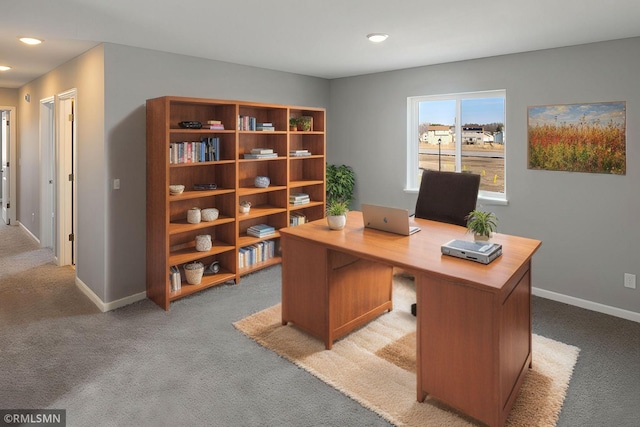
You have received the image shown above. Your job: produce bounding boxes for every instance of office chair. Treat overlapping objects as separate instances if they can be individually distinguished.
[411,169,481,316]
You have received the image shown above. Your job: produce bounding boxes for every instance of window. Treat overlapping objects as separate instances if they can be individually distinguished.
[407,90,506,202]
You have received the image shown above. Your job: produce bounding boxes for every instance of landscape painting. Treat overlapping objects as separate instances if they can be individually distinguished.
[527,101,626,174]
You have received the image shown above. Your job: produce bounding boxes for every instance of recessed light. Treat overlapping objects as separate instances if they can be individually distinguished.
[19,37,43,45]
[366,33,388,43]
[0,66,11,71]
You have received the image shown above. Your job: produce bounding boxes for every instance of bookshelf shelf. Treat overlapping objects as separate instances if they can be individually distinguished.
[146,96,325,309]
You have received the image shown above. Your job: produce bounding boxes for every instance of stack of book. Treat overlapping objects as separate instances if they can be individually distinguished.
[238,240,276,268]
[243,148,277,159]
[256,122,275,131]
[247,224,276,238]
[290,212,307,226]
[289,149,311,157]
[207,120,224,130]
[290,192,310,205]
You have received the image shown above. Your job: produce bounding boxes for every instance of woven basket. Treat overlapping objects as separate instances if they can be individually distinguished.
[183,262,204,285]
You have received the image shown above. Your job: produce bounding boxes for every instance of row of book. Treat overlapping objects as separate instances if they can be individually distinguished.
[238,116,276,131]
[243,147,278,159]
[247,224,276,238]
[170,137,220,164]
[290,212,307,226]
[239,240,276,268]
[290,192,310,205]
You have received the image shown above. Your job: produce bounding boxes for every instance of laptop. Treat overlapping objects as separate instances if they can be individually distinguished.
[441,239,502,264]
[361,204,421,236]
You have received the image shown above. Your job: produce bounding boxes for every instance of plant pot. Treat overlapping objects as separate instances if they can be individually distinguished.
[474,233,490,242]
[327,214,346,230]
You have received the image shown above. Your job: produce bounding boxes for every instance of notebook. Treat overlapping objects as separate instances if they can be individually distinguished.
[441,239,502,264]
[361,204,421,236]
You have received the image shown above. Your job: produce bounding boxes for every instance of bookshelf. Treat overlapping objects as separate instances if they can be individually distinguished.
[146,96,326,310]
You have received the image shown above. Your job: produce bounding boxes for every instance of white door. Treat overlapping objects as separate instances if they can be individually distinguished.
[1,108,16,225]
[57,93,76,266]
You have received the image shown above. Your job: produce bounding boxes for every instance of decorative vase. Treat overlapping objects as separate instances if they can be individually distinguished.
[183,262,204,285]
[201,208,219,222]
[187,207,201,224]
[195,234,212,252]
[327,214,346,230]
[254,176,270,188]
[239,203,251,213]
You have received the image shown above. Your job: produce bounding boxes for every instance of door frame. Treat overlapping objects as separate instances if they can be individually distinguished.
[1,106,17,225]
[40,97,55,249]
[56,90,77,266]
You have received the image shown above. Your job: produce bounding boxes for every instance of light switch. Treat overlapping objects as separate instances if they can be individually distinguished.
[113,179,120,190]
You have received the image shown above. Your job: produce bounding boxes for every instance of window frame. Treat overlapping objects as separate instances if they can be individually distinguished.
[406,90,508,205]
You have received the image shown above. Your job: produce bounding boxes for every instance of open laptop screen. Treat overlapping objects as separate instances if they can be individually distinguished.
[361,204,421,236]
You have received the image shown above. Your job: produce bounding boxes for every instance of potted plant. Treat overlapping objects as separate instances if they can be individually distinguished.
[326,163,355,209]
[289,117,298,131]
[296,116,312,132]
[326,200,349,230]
[466,210,498,241]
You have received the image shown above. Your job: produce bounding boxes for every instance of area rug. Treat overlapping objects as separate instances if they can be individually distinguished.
[234,276,580,426]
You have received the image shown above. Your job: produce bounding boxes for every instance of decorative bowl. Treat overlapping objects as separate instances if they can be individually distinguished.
[169,184,185,195]
[201,208,219,222]
[254,176,270,188]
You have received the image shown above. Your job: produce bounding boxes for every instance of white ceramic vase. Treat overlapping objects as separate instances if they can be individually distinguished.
[327,214,346,230]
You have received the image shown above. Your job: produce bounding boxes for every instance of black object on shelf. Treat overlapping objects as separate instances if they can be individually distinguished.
[178,121,202,129]
[193,183,217,190]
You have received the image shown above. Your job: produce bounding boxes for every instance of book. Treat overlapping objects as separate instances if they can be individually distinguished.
[251,148,274,154]
[247,224,276,238]
[243,153,278,159]
[207,120,222,124]
[290,192,309,200]
[289,151,311,157]
[290,212,307,226]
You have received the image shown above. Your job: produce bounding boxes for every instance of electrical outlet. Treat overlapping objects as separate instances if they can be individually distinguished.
[624,273,636,289]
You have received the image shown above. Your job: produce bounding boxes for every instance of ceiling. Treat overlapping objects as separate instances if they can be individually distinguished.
[2,0,640,89]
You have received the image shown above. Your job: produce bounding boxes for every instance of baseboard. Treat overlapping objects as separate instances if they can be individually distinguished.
[75,276,147,312]
[533,287,640,323]
[17,221,41,245]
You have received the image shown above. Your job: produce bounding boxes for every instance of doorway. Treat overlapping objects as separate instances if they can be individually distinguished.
[1,106,17,226]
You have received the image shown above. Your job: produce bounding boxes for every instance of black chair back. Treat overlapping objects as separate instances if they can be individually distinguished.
[414,170,481,226]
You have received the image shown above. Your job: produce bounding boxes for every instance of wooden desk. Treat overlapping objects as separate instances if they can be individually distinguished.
[279,211,541,427]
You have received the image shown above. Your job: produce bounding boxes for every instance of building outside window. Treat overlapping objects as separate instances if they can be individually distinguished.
[407,90,506,202]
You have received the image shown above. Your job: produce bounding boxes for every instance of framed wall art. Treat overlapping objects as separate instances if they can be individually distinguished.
[527,101,626,174]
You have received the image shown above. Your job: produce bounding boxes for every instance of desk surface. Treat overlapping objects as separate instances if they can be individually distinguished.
[279,211,541,293]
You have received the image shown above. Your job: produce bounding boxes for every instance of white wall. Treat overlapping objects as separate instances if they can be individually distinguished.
[328,37,640,316]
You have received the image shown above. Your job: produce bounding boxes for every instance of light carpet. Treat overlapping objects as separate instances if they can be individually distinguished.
[234,275,580,427]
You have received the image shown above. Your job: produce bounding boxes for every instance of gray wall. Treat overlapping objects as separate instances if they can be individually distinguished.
[0,88,18,105]
[17,45,106,300]
[102,44,329,302]
[328,37,640,314]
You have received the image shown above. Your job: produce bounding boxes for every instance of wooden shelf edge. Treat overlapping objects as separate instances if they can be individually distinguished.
[169,272,236,301]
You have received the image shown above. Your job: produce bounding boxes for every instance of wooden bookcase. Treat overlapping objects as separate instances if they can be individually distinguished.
[146,96,326,310]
